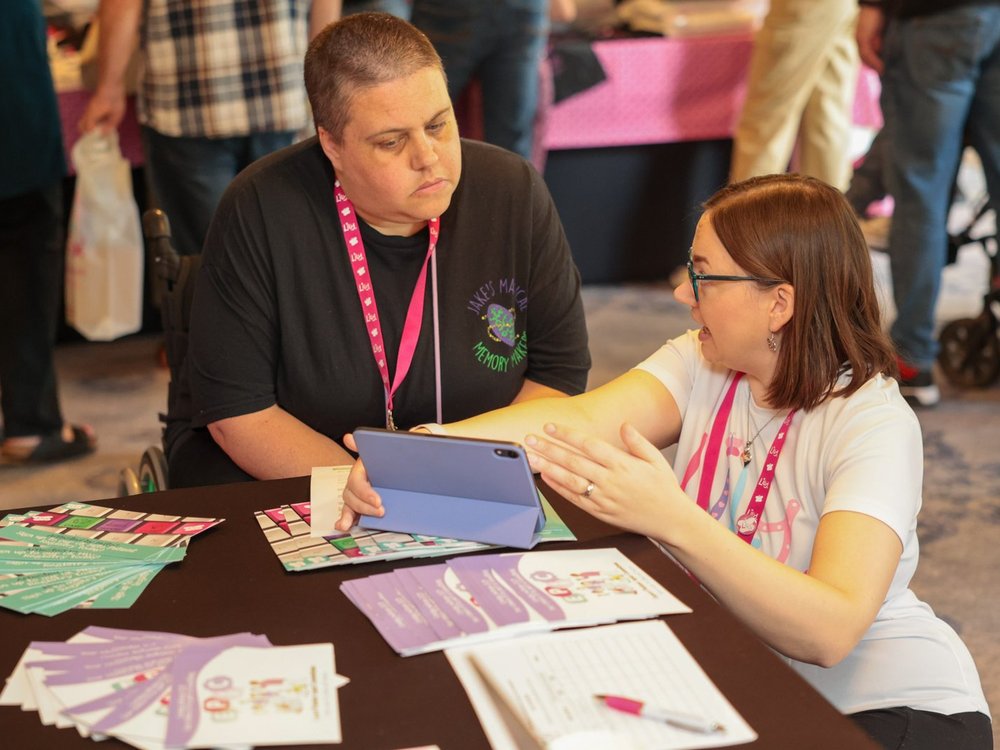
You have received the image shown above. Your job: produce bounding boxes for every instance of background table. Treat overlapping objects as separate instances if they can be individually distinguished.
[0,477,878,749]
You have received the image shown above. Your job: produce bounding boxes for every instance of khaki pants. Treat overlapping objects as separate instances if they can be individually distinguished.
[730,0,859,191]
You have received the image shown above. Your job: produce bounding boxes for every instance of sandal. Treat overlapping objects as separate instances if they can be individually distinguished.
[2,425,96,465]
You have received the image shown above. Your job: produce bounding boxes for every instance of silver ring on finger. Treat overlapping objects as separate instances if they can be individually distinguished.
[583,480,596,499]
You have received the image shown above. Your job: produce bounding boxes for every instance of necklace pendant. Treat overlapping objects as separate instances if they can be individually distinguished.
[386,409,397,431]
[740,446,752,467]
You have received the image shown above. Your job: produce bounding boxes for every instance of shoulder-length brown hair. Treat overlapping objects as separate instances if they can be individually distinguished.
[304,12,444,142]
[704,174,897,411]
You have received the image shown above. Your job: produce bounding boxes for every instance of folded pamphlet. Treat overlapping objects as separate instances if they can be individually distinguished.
[342,547,691,656]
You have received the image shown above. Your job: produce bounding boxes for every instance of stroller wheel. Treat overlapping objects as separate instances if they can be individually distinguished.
[937,316,1000,387]
[118,466,142,497]
[138,445,169,493]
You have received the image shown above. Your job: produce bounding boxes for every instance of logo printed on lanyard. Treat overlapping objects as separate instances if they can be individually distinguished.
[696,373,796,546]
[334,181,440,430]
[732,409,795,544]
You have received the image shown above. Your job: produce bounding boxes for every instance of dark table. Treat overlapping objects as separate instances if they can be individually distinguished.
[0,477,877,749]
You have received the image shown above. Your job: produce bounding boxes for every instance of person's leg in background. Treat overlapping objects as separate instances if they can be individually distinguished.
[730,0,857,184]
[141,128,234,257]
[0,185,63,442]
[342,0,412,19]
[0,183,95,462]
[412,0,548,161]
[241,131,298,170]
[410,0,484,116]
[796,8,858,191]
[532,49,555,173]
[141,128,295,257]
[881,6,997,405]
[476,0,547,161]
[963,6,1000,289]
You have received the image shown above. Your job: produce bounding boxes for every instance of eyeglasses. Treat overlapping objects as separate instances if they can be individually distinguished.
[686,259,783,302]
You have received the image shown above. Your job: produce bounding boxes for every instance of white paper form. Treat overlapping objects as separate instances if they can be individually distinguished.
[309,466,351,537]
[447,620,757,750]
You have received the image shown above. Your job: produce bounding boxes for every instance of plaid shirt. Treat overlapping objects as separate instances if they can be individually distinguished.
[140,0,311,138]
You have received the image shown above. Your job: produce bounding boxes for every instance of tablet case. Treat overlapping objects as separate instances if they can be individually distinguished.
[352,428,545,549]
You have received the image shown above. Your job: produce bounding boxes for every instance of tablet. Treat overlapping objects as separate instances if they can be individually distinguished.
[352,428,545,549]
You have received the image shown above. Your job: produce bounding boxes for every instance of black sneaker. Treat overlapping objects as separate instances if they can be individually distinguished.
[897,360,940,408]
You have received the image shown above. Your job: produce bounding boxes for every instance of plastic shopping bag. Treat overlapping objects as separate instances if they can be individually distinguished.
[65,130,144,341]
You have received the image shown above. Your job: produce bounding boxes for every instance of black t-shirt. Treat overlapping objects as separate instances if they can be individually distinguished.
[184,137,590,442]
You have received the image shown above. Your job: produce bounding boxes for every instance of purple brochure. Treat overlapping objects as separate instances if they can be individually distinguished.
[465,554,567,622]
[400,565,492,639]
[340,573,439,653]
[444,555,533,627]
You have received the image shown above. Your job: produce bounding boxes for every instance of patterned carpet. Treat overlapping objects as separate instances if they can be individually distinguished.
[1,264,998,740]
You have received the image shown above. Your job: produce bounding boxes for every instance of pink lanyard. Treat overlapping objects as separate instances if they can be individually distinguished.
[733,408,795,544]
[694,373,797,545]
[334,181,440,430]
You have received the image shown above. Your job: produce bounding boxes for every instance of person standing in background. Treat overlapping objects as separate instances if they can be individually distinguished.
[730,0,859,191]
[856,0,1000,407]
[79,0,342,256]
[0,0,97,464]
[410,0,550,161]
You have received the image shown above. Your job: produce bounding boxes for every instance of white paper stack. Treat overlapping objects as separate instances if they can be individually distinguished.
[447,620,758,750]
[0,502,223,616]
[1,627,349,748]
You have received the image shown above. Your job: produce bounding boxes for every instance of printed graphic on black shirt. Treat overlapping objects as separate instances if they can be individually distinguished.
[466,277,529,374]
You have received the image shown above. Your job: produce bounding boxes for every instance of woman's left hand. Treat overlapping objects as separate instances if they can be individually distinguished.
[525,422,690,541]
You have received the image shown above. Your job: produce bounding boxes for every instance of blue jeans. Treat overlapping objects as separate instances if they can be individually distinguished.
[141,127,297,256]
[882,4,1000,369]
[342,0,411,18]
[410,0,547,160]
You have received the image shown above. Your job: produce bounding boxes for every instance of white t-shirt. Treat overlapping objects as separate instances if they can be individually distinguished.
[636,330,989,717]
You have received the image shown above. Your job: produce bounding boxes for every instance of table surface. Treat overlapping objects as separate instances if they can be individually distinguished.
[0,477,878,749]
[543,33,882,151]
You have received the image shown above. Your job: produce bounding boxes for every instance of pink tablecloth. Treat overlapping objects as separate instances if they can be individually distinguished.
[56,89,144,173]
[542,34,882,151]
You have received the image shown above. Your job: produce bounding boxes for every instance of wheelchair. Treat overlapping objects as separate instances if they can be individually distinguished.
[118,208,201,495]
[936,192,1000,388]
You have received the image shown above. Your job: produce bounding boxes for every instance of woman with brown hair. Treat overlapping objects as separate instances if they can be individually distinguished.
[341,174,992,749]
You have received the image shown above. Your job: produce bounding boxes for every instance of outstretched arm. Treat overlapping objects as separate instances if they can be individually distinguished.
[525,422,904,667]
[336,369,681,528]
[78,0,142,134]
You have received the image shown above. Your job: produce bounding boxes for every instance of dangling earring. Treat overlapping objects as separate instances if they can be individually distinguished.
[767,332,778,352]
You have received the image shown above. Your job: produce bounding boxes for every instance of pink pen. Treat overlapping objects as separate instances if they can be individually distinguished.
[594,694,725,734]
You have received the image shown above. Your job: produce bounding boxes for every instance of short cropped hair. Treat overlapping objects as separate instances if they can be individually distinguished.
[304,12,444,142]
[704,174,898,412]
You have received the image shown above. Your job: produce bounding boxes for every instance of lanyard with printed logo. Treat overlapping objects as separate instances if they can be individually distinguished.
[694,372,796,546]
[334,180,442,430]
